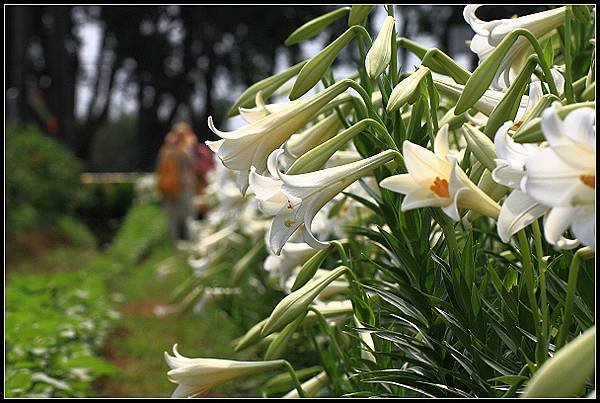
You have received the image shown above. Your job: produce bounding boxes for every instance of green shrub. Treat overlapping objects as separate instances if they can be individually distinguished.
[6,125,83,234]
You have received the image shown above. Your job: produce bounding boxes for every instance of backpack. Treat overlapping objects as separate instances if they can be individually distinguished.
[156,147,182,200]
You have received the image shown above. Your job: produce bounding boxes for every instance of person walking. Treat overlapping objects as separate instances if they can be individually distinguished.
[156,122,198,243]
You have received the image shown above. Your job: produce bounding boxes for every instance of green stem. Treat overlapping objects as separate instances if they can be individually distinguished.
[517,230,541,340]
[555,247,588,349]
[425,71,439,136]
[307,307,346,361]
[332,240,350,268]
[278,360,308,398]
[531,221,548,365]
[564,6,575,103]
[345,79,385,127]
[513,28,559,96]
[431,208,460,268]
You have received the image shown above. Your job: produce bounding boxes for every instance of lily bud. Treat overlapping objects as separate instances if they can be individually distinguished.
[285,7,350,46]
[439,106,468,131]
[522,326,595,397]
[484,55,538,137]
[462,124,497,172]
[228,60,307,116]
[261,266,348,336]
[233,319,267,352]
[465,170,510,222]
[263,366,322,395]
[387,66,430,112]
[285,110,344,159]
[455,31,521,115]
[290,28,357,100]
[513,102,595,143]
[348,5,373,26]
[287,119,372,175]
[264,312,307,360]
[283,371,329,398]
[291,246,332,291]
[365,16,395,80]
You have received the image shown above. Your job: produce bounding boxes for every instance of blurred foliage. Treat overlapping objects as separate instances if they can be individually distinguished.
[5,269,119,397]
[5,202,167,397]
[6,124,83,234]
[76,182,136,246]
[89,114,139,172]
[107,203,167,263]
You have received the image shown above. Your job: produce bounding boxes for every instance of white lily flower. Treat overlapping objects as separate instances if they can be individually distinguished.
[380,125,500,221]
[522,104,596,248]
[164,344,282,397]
[269,150,397,254]
[207,81,350,194]
[464,5,566,90]
[487,122,579,248]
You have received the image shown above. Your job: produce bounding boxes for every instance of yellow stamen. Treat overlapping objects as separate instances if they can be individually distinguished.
[510,120,523,131]
[580,175,595,189]
[430,177,450,198]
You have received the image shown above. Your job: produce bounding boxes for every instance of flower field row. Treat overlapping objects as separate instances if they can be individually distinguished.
[164,5,596,398]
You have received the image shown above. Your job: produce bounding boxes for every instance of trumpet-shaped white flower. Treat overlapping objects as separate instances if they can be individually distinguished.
[464,5,566,90]
[492,123,577,246]
[269,150,397,254]
[522,104,595,248]
[380,125,500,221]
[207,81,350,194]
[164,344,282,397]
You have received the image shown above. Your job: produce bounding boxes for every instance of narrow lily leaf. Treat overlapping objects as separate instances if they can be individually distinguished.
[285,7,351,46]
[513,101,595,142]
[290,28,356,100]
[348,5,373,26]
[228,60,307,116]
[484,55,538,138]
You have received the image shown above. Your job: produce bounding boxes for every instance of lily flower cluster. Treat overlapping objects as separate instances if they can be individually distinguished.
[163,4,595,398]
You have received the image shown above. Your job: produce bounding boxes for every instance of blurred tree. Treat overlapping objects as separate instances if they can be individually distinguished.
[6,5,329,170]
[6,5,551,171]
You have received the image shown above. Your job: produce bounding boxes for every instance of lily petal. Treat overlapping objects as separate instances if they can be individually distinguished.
[497,190,548,243]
